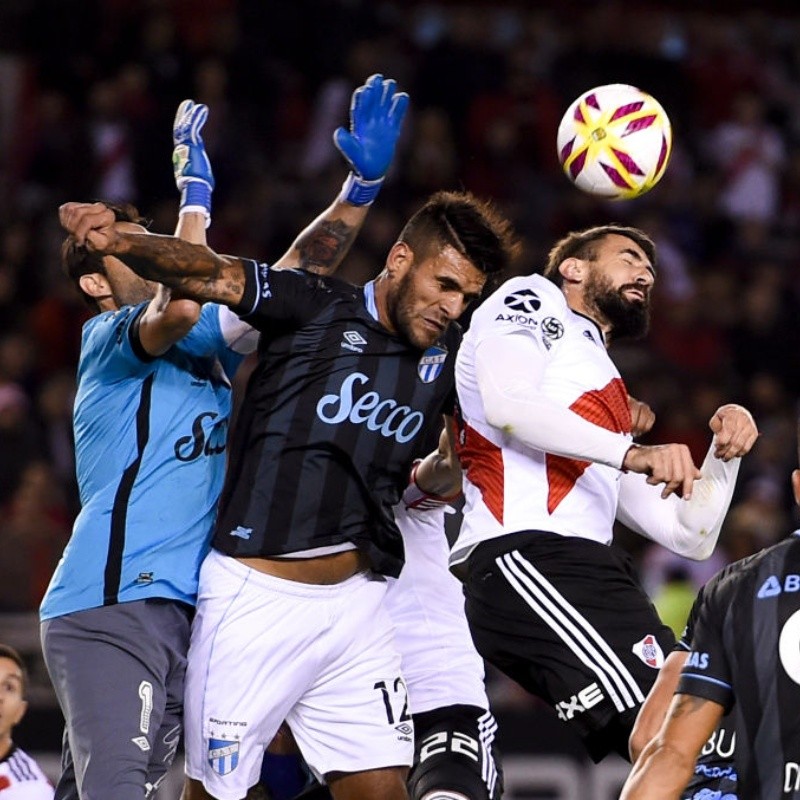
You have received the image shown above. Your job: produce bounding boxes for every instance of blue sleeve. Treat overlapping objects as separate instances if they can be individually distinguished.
[178,303,246,379]
[80,303,153,382]
[231,260,337,331]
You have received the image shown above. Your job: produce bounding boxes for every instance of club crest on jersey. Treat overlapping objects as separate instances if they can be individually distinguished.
[418,346,447,384]
[504,289,541,314]
[632,634,664,669]
[208,737,240,775]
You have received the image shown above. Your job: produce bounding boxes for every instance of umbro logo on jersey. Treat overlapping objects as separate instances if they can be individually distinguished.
[131,736,150,752]
[230,526,253,540]
[504,289,541,314]
[417,346,447,384]
[341,330,368,353]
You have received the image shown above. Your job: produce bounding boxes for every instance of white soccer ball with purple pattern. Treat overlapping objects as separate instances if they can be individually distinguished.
[557,83,672,200]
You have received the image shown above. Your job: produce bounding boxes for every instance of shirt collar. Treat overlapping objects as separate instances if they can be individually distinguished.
[363,280,379,321]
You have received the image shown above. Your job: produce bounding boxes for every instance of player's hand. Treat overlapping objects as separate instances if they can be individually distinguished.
[334,73,409,205]
[628,395,655,438]
[172,99,214,221]
[709,404,758,461]
[59,202,118,251]
[622,443,701,500]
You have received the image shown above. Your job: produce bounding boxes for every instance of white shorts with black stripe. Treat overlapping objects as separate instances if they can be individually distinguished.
[184,550,414,800]
[463,531,675,762]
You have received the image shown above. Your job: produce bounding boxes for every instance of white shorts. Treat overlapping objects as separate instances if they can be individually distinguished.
[184,550,414,800]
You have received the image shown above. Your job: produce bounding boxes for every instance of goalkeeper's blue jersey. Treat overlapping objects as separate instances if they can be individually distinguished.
[41,302,244,620]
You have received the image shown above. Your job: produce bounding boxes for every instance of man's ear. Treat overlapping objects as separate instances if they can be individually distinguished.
[385,241,414,279]
[78,272,112,300]
[559,257,585,285]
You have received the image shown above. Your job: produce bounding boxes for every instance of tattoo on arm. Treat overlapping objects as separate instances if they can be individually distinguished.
[295,220,355,275]
[116,232,245,304]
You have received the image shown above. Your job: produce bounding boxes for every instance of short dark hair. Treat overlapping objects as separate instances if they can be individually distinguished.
[0,644,28,697]
[61,202,149,311]
[397,190,520,276]
[542,224,657,286]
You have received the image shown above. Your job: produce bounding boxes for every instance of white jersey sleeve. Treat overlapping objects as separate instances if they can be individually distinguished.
[217,304,259,354]
[475,334,632,468]
[616,440,741,560]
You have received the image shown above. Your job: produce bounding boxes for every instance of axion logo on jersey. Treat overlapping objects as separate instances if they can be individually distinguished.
[495,312,539,328]
[632,634,664,669]
[504,289,541,314]
[208,737,239,775]
[341,330,368,353]
[555,682,604,721]
[316,372,425,443]
[417,345,447,383]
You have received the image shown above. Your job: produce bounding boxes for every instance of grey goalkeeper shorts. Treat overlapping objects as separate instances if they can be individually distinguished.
[41,598,192,800]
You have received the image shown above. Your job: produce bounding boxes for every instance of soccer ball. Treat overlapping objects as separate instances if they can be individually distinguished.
[557,83,672,200]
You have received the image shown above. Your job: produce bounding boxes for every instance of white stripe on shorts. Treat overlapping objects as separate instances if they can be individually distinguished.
[496,551,644,711]
[478,708,499,796]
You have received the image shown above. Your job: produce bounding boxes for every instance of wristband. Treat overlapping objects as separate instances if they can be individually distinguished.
[180,181,212,226]
[339,172,384,206]
[402,460,462,511]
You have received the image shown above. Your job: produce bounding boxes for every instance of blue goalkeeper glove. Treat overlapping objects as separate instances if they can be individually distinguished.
[172,99,214,226]
[334,74,409,206]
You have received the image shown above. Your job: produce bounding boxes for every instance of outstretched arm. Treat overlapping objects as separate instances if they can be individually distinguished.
[617,404,756,559]
[136,99,213,355]
[274,74,409,274]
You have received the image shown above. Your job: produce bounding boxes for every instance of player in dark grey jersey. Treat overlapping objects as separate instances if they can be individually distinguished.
[59,179,517,799]
[621,427,800,799]
[630,572,738,799]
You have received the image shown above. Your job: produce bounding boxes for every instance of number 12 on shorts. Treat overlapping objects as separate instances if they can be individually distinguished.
[373,678,411,725]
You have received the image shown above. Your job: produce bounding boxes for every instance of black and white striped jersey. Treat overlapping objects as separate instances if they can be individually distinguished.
[212,262,458,577]
[678,532,800,798]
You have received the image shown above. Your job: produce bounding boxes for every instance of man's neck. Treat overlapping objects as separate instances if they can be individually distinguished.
[0,736,13,761]
[561,285,611,339]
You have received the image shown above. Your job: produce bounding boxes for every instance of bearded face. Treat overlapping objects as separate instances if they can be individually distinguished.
[584,265,651,341]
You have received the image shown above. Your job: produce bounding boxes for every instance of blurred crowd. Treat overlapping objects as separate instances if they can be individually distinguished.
[1,0,800,627]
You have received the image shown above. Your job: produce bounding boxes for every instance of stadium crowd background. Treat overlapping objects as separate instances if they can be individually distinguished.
[1,0,800,788]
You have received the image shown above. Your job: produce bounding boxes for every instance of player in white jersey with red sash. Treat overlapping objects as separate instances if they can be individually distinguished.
[450,225,759,762]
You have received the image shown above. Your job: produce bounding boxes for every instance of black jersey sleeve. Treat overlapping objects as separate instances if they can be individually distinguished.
[676,582,735,712]
[232,260,337,331]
